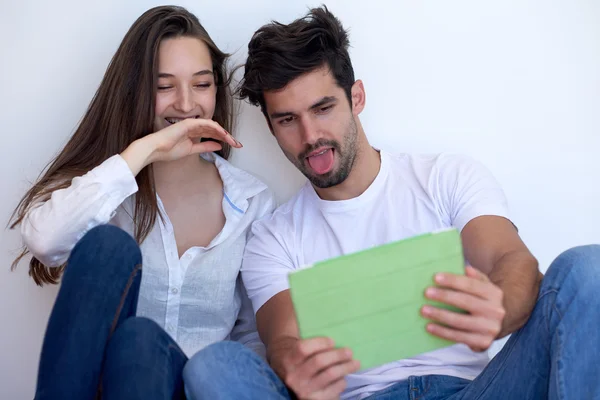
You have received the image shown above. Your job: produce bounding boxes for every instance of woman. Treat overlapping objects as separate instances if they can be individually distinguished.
[9,6,274,399]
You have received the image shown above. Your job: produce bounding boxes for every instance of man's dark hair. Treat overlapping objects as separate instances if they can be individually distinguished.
[238,6,355,119]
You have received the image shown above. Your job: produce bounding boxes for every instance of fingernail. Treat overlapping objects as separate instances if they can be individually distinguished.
[422,306,433,315]
[435,273,445,284]
[426,324,436,333]
[345,348,352,357]
[426,288,438,297]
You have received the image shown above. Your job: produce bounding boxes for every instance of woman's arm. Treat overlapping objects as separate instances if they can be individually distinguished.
[21,118,240,267]
[21,154,140,267]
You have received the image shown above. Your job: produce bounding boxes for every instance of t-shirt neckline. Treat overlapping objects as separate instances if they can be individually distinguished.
[308,150,389,213]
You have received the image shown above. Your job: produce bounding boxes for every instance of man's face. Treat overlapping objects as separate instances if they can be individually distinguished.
[263,67,360,188]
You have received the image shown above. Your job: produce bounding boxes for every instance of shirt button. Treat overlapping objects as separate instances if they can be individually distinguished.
[167,325,175,332]
[185,254,192,260]
[171,287,179,294]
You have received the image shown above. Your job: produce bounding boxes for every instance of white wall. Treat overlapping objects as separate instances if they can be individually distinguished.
[2,0,599,397]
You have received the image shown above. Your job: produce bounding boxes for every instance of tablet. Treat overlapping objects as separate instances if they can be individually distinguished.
[288,228,466,370]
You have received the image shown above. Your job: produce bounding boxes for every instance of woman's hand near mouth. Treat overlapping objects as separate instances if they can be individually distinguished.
[121,118,242,175]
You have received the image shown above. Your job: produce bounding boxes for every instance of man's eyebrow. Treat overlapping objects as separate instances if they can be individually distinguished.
[270,111,294,119]
[309,96,338,110]
[270,96,338,120]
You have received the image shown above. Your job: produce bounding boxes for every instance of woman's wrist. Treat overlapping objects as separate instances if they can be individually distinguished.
[120,136,156,176]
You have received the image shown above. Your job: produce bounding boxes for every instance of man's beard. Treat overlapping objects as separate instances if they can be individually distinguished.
[283,118,359,189]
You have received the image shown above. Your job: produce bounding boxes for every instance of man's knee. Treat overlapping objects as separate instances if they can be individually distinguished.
[184,341,248,377]
[544,244,600,290]
[183,341,259,397]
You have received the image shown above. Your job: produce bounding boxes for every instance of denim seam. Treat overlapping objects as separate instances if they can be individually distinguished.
[470,327,525,400]
[108,263,143,338]
[414,377,432,400]
[472,276,567,399]
[553,310,566,400]
[231,345,286,395]
[249,353,279,392]
[96,262,142,399]
[539,289,559,337]
[167,343,186,361]
[540,281,565,400]
[545,247,598,400]
[258,366,281,393]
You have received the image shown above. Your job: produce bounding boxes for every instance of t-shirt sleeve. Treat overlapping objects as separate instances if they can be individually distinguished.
[242,213,296,314]
[434,154,511,232]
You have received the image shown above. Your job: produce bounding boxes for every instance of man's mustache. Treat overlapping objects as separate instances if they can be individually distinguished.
[298,139,340,160]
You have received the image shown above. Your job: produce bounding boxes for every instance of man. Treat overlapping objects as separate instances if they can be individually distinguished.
[184,6,599,400]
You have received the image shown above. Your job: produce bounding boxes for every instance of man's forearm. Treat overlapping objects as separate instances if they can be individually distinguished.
[256,291,303,378]
[267,335,299,377]
[489,250,543,338]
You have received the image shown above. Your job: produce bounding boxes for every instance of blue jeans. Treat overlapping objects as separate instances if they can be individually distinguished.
[34,225,187,400]
[184,245,600,400]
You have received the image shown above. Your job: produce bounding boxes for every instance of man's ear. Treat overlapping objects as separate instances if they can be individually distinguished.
[351,80,366,115]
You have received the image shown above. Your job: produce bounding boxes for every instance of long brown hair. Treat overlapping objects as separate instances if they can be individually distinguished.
[9,6,234,286]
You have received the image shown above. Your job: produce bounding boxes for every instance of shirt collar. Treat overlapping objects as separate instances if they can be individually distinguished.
[201,152,268,213]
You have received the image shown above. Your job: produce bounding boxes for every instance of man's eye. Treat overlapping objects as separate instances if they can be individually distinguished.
[279,116,295,126]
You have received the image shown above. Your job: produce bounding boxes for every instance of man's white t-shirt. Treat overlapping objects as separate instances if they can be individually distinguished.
[242,151,511,400]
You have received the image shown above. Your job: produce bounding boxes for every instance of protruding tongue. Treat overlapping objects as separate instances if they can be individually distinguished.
[307,148,334,174]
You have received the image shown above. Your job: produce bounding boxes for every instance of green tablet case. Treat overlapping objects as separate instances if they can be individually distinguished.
[288,228,465,370]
